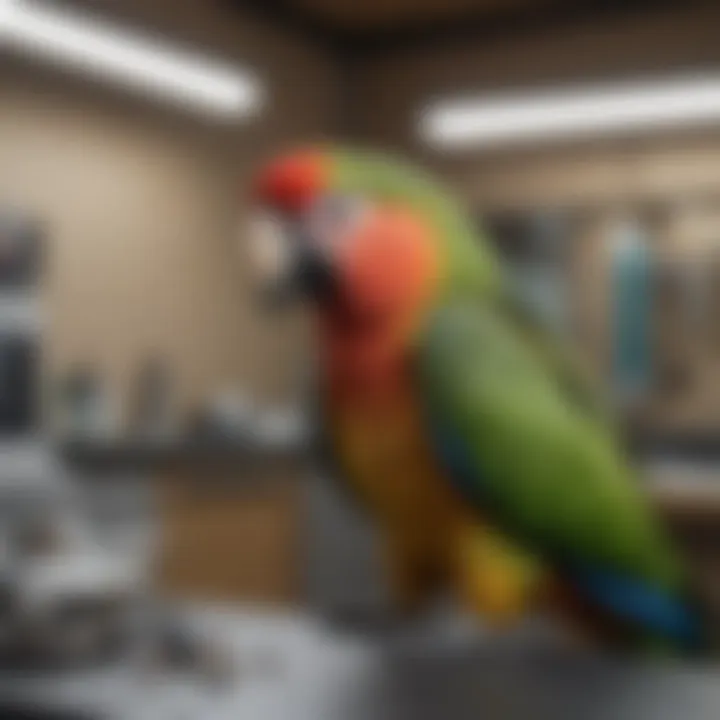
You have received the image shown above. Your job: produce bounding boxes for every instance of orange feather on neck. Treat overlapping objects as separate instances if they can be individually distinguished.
[319,204,441,407]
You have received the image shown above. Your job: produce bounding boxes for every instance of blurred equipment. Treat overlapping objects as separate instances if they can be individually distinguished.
[188,388,308,448]
[654,256,695,400]
[141,609,237,686]
[0,212,42,287]
[126,357,176,439]
[0,479,142,669]
[485,210,572,335]
[53,368,117,440]
[0,333,39,436]
[189,388,255,439]
[255,404,308,446]
[644,201,720,432]
[0,211,42,437]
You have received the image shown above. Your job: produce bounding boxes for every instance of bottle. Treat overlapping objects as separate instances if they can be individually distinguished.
[609,216,652,406]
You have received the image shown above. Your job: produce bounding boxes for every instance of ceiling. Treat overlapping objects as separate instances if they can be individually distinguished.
[293,0,541,32]
[234,0,683,55]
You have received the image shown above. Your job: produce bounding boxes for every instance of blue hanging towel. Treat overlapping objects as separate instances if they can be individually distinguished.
[610,219,653,401]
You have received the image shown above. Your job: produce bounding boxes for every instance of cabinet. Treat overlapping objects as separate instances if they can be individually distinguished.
[157,476,301,605]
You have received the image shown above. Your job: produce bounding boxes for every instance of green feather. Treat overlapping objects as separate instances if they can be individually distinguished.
[418,299,685,594]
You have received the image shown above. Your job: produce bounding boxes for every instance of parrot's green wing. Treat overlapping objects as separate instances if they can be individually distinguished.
[500,286,615,433]
[417,298,700,647]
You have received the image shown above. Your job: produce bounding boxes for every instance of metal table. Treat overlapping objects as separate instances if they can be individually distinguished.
[1,606,720,720]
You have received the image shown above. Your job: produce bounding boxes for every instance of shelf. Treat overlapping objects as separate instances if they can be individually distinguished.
[644,460,720,518]
[630,429,720,462]
[58,430,720,517]
[59,434,309,474]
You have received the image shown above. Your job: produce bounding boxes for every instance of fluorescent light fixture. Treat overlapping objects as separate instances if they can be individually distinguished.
[0,0,262,119]
[420,75,720,150]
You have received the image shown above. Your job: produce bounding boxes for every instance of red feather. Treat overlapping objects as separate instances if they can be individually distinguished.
[253,150,328,214]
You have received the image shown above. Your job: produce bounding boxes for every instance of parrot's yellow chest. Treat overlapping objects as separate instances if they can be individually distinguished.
[321,325,541,622]
[327,383,540,621]
[327,375,459,553]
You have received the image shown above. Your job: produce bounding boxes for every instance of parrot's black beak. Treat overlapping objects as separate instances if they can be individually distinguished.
[246,212,338,311]
[293,245,338,302]
[258,243,337,311]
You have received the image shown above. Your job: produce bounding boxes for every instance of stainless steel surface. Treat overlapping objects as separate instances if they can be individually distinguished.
[2,607,720,720]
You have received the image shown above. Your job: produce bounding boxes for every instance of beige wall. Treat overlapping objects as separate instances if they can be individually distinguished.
[358,3,720,210]
[0,0,338,417]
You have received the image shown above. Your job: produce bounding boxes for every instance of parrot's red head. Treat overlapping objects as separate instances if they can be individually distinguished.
[248,148,441,342]
[253,149,329,216]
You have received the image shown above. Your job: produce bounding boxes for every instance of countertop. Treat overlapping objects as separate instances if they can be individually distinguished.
[2,606,720,720]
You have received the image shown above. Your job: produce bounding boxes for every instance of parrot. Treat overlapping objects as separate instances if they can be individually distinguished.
[246,145,707,655]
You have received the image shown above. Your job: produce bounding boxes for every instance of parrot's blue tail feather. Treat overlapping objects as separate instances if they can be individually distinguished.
[426,411,705,652]
[570,565,702,649]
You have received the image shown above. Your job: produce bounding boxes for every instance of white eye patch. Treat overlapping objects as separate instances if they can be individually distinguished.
[245,212,294,284]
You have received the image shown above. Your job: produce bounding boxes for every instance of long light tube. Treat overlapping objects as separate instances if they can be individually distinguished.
[0,0,262,119]
[420,75,720,150]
